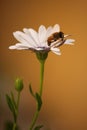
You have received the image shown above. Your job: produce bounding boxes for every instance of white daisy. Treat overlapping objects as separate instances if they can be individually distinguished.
[9,24,75,55]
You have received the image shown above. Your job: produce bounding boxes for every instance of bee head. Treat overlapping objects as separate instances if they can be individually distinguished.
[58,32,64,38]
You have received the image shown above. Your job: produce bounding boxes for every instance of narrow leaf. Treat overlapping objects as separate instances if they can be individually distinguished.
[6,94,17,122]
[11,92,17,109]
[29,84,35,97]
[6,94,14,112]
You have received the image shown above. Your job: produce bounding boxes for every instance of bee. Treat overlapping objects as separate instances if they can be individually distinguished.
[47,31,64,46]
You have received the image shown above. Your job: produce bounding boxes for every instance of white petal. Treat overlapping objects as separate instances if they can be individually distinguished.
[38,25,47,44]
[9,43,30,50]
[9,45,17,49]
[46,26,53,37]
[15,47,29,50]
[35,47,44,51]
[13,31,37,47]
[15,43,30,48]
[64,39,75,45]
[9,45,26,50]
[51,47,61,55]
[13,31,28,44]
[23,28,29,33]
[52,24,60,33]
[23,28,39,45]
[42,41,49,48]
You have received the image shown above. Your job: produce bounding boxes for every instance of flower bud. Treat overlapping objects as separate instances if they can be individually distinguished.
[15,78,24,92]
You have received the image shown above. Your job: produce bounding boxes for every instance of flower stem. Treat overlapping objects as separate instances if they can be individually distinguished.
[17,92,20,110]
[29,111,39,130]
[39,60,45,97]
[29,60,45,130]
[13,123,17,130]
[12,92,20,130]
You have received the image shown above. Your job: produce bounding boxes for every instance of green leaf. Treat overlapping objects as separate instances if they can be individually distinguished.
[6,94,17,122]
[29,84,35,97]
[34,125,43,130]
[4,120,19,130]
[6,94,15,112]
[35,93,42,111]
[4,120,13,130]
[11,92,17,109]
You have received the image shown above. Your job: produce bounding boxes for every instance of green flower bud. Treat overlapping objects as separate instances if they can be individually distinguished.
[15,78,24,92]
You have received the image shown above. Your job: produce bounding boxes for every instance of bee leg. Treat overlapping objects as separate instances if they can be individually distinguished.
[57,39,66,47]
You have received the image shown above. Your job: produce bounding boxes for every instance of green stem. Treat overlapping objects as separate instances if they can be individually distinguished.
[13,123,17,130]
[17,92,20,110]
[29,60,45,130]
[13,92,20,130]
[39,60,45,97]
[29,111,39,130]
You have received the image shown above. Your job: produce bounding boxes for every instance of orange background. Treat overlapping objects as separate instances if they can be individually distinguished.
[0,0,87,130]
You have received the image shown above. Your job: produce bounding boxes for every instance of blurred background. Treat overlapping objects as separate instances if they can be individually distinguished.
[0,0,87,130]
